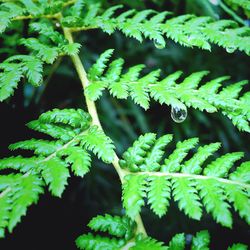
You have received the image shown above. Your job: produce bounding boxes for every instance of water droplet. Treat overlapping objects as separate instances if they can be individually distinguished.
[209,0,219,5]
[171,104,187,123]
[154,40,165,49]
[226,46,236,53]
[185,234,193,244]
[244,19,250,27]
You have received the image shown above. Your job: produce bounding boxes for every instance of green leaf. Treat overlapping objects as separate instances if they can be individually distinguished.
[39,108,92,129]
[8,174,43,232]
[88,49,114,80]
[204,152,244,178]
[40,158,69,197]
[122,175,147,218]
[142,134,173,171]
[76,233,124,250]
[167,233,185,250]
[191,230,210,250]
[0,195,11,238]
[227,243,248,250]
[172,177,202,220]
[230,162,250,184]
[9,139,62,156]
[181,143,221,174]
[0,64,22,101]
[161,138,198,172]
[132,235,167,249]
[88,214,135,240]
[120,133,156,172]
[147,176,171,217]
[80,126,115,163]
[87,51,250,131]
[224,185,250,224]
[60,147,91,177]
[61,43,81,56]
[121,134,249,226]
[197,179,232,228]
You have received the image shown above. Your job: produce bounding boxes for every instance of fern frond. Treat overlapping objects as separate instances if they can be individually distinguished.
[86,50,250,132]
[0,64,23,101]
[167,233,185,250]
[0,19,82,102]
[76,233,125,250]
[40,157,69,197]
[122,175,147,218]
[0,54,44,100]
[228,243,248,250]
[76,213,247,249]
[0,2,24,33]
[27,21,81,58]
[131,235,167,249]
[121,133,250,227]
[0,0,75,34]
[191,230,210,250]
[19,0,43,16]
[225,0,250,11]
[119,133,157,171]
[0,108,115,235]
[62,5,250,54]
[0,173,43,236]
[9,139,63,156]
[59,147,91,177]
[88,214,136,240]
[19,38,59,64]
[79,125,115,163]
[147,176,171,217]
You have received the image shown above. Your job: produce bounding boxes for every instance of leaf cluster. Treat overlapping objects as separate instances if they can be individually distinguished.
[75,213,247,250]
[86,50,250,132]
[0,21,80,101]
[61,2,250,54]
[0,108,115,236]
[0,0,70,33]
[120,133,250,228]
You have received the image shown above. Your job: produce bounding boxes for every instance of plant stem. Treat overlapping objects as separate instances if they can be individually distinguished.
[219,1,246,26]
[35,57,62,104]
[135,171,250,189]
[63,27,147,236]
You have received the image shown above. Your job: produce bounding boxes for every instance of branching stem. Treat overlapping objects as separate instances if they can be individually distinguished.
[63,27,147,236]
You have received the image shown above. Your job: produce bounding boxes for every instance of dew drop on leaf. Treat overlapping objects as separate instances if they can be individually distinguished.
[244,19,250,27]
[171,104,187,123]
[226,46,236,53]
[154,40,165,49]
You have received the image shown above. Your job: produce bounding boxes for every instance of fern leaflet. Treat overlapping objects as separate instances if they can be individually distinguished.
[61,3,250,54]
[121,133,250,227]
[75,213,247,250]
[0,19,81,101]
[86,50,250,132]
[0,108,115,236]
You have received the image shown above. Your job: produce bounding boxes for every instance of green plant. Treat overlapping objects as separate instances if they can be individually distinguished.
[0,0,249,249]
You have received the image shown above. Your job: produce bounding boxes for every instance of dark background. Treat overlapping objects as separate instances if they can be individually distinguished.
[0,0,250,249]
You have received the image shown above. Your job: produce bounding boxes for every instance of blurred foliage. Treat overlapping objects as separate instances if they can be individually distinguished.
[0,0,249,249]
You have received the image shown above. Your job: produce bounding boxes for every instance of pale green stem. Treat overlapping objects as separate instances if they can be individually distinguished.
[13,13,61,21]
[134,171,250,189]
[63,27,147,236]
[219,1,246,26]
